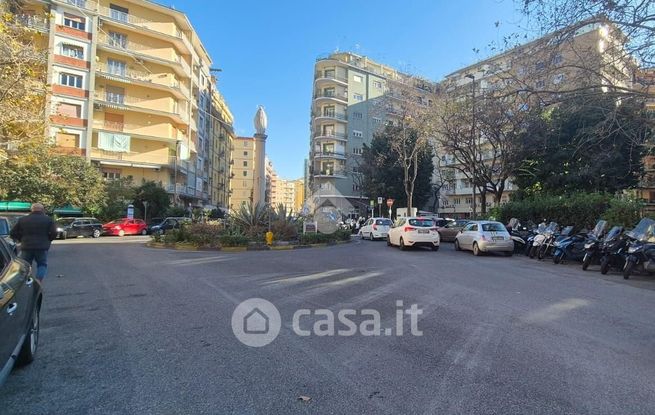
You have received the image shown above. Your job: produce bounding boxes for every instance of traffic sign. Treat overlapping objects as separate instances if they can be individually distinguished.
[386,198,394,208]
[377,197,383,204]
[369,200,374,207]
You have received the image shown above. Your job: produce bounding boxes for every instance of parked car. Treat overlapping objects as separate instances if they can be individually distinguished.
[146,217,164,234]
[56,217,103,239]
[149,217,190,236]
[359,217,393,240]
[438,219,469,242]
[454,220,513,256]
[387,217,440,251]
[0,217,16,253]
[0,237,42,387]
[102,218,148,236]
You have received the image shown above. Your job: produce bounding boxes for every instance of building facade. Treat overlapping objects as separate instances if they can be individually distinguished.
[17,0,233,209]
[265,156,277,206]
[308,52,436,216]
[230,136,257,210]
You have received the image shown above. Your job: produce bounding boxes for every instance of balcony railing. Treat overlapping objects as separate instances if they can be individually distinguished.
[97,33,181,67]
[314,169,347,177]
[98,6,190,44]
[93,119,184,140]
[314,131,347,140]
[315,72,348,83]
[62,0,98,11]
[96,62,181,91]
[314,111,347,121]
[165,184,208,199]
[15,14,49,32]
[314,91,348,101]
[90,148,169,165]
[95,93,187,119]
[314,151,346,159]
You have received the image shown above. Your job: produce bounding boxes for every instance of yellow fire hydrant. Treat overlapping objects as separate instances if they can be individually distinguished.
[265,230,274,246]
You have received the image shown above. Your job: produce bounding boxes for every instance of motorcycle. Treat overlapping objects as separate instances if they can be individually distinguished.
[552,225,591,264]
[529,222,550,258]
[598,226,627,275]
[623,218,655,280]
[580,220,609,270]
[507,218,532,254]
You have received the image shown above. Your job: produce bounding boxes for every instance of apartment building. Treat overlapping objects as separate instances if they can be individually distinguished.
[309,52,437,216]
[230,136,258,209]
[17,0,233,209]
[265,156,277,206]
[438,20,637,218]
[208,84,234,211]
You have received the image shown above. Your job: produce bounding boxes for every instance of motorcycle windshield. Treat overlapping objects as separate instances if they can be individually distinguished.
[560,226,574,236]
[537,223,547,233]
[508,218,520,229]
[545,222,559,233]
[626,218,655,242]
[604,226,623,241]
[592,220,609,237]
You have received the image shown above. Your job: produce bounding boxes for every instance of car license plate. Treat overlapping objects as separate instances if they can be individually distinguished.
[492,236,504,241]
[418,229,429,234]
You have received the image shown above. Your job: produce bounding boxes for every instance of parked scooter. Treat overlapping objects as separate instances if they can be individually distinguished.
[598,226,627,274]
[580,220,609,270]
[552,225,591,264]
[507,218,531,254]
[537,223,566,260]
[623,218,655,279]
[529,222,551,258]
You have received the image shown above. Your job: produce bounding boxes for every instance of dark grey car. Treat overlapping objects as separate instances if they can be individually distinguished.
[0,238,42,387]
[438,219,470,242]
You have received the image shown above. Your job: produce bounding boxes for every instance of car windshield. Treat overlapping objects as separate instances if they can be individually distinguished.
[375,219,392,226]
[408,218,434,227]
[482,223,505,232]
[110,220,125,224]
[57,218,76,226]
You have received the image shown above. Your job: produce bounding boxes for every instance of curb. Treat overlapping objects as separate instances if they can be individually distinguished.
[146,239,351,253]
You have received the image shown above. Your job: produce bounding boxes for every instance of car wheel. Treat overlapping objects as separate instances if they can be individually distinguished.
[600,256,610,275]
[582,253,591,270]
[17,302,39,366]
[454,239,461,251]
[431,245,439,252]
[118,230,125,237]
[92,229,101,238]
[141,229,147,236]
[61,231,67,240]
[387,236,392,247]
[399,237,406,251]
[472,242,481,256]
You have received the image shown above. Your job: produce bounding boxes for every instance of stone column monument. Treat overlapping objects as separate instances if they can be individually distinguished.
[253,106,268,207]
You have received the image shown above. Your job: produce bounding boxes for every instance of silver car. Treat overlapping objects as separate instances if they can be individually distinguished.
[454,220,513,256]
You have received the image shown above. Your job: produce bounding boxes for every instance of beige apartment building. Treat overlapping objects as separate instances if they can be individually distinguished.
[265,156,277,206]
[438,20,637,218]
[273,178,304,214]
[230,136,258,210]
[16,0,234,210]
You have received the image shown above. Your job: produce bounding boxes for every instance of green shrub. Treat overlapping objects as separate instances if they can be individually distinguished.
[299,229,351,244]
[218,234,250,247]
[163,229,181,245]
[270,220,299,241]
[603,197,643,227]
[187,223,222,248]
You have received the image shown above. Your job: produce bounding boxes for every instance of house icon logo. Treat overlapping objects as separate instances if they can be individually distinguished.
[231,298,281,347]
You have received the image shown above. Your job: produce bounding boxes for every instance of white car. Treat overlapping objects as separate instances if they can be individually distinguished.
[360,217,393,240]
[387,217,440,251]
[454,220,513,256]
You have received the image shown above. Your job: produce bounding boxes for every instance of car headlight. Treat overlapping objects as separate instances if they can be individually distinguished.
[56,227,63,232]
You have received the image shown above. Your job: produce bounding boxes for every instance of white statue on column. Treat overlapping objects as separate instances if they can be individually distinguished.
[253,106,268,207]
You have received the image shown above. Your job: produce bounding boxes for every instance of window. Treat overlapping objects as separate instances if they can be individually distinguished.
[552,53,563,65]
[57,102,81,117]
[352,147,362,155]
[243,161,247,167]
[372,117,382,124]
[105,86,125,104]
[353,93,363,101]
[109,4,129,22]
[535,61,546,71]
[243,151,248,156]
[353,75,363,83]
[552,74,565,84]
[102,171,121,180]
[107,59,126,76]
[98,132,130,152]
[61,44,84,59]
[242,171,248,177]
[353,112,362,119]
[352,130,363,138]
[373,80,382,88]
[59,72,82,88]
[243,141,249,147]
[352,184,360,192]
[63,13,85,31]
[108,31,127,49]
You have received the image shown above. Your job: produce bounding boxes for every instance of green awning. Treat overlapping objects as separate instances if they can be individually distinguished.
[0,201,31,212]
[53,204,83,215]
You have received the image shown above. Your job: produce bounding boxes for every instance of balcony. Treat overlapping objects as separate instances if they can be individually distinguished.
[57,0,98,11]
[314,131,347,141]
[313,111,348,122]
[314,151,346,160]
[96,62,187,98]
[314,91,348,103]
[165,184,208,200]
[15,14,49,32]
[314,72,348,85]
[314,169,347,178]
[90,148,170,167]
[95,92,188,123]
[97,33,190,77]
[93,119,183,142]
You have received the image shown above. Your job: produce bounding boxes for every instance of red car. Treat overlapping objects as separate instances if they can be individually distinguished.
[102,218,148,236]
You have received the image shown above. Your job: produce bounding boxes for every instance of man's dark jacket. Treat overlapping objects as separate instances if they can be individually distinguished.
[10,212,57,250]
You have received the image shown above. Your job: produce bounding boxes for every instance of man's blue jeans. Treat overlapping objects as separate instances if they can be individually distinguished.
[20,249,48,281]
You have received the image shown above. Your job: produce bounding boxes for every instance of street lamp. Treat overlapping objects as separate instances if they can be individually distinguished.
[464,73,476,219]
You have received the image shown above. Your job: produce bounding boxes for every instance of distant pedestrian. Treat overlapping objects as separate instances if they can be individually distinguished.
[10,203,57,281]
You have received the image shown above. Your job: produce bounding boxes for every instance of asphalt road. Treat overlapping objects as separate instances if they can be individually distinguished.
[2,236,655,414]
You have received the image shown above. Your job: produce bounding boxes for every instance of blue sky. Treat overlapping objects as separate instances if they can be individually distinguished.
[178,0,526,179]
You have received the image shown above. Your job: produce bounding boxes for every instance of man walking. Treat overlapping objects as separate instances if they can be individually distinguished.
[10,203,57,281]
